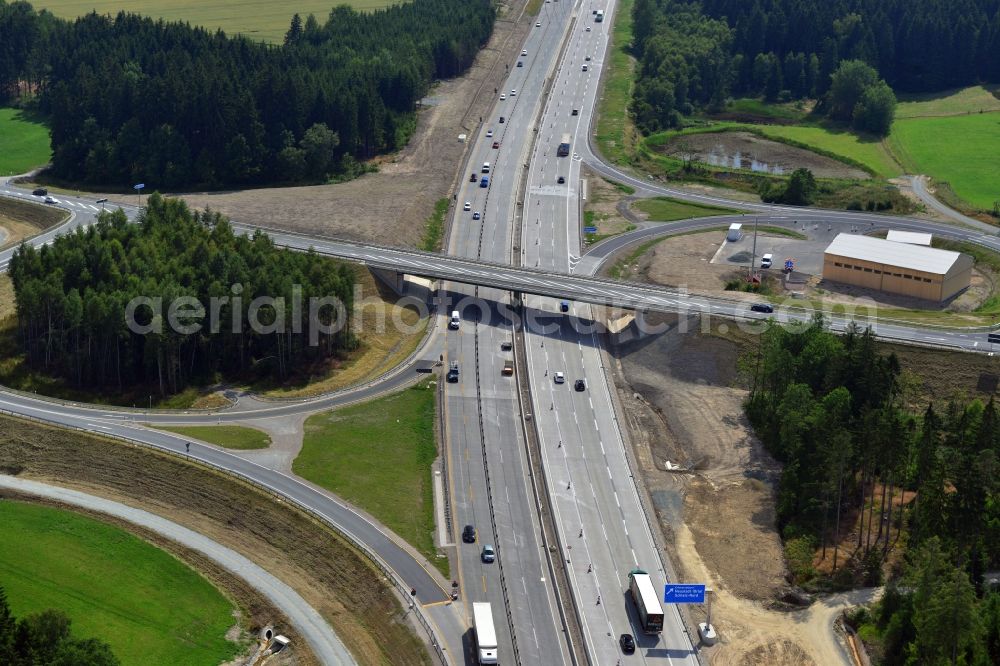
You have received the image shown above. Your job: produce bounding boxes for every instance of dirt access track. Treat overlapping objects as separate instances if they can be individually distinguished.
[608,317,857,666]
[180,0,532,247]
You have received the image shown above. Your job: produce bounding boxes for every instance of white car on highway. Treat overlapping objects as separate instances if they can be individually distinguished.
[463,201,471,211]
[553,372,565,384]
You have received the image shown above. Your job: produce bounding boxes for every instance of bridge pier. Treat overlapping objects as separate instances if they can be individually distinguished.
[369,267,405,295]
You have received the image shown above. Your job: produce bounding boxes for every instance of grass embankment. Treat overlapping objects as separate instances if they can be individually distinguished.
[294,381,447,577]
[525,0,544,15]
[0,413,432,665]
[0,500,240,666]
[0,196,67,249]
[155,425,271,449]
[632,196,737,221]
[36,0,396,43]
[592,0,637,164]
[420,197,448,252]
[0,108,50,177]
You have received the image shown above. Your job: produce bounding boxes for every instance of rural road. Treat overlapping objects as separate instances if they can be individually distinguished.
[0,474,357,666]
[906,175,995,232]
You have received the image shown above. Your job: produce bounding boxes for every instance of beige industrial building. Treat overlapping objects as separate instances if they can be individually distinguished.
[823,233,973,301]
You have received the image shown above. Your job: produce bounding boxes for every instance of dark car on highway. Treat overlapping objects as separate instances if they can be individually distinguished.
[32,188,47,196]
[462,525,476,543]
[447,362,460,382]
[750,303,774,314]
[619,633,635,654]
[574,379,586,391]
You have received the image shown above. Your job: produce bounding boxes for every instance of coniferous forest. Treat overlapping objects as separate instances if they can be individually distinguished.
[630,0,1000,132]
[8,194,357,395]
[746,319,1000,664]
[0,0,494,187]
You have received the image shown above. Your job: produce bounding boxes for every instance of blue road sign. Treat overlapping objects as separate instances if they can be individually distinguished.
[134,183,145,190]
[663,584,706,604]
[583,226,598,233]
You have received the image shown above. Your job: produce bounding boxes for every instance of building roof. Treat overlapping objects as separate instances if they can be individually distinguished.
[886,230,932,246]
[824,233,963,275]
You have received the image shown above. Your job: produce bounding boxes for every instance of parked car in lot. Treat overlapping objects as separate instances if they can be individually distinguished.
[462,525,476,543]
[750,303,774,313]
[619,634,635,654]
[481,544,496,563]
[574,379,586,392]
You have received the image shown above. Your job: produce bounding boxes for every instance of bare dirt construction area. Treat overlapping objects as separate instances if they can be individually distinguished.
[663,131,870,180]
[607,230,787,303]
[582,168,636,241]
[179,1,532,247]
[609,317,854,665]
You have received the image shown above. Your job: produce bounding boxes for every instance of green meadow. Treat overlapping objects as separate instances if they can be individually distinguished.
[0,500,240,665]
[0,108,51,176]
[36,0,398,43]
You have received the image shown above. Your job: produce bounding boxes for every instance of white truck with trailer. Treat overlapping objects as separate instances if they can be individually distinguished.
[472,602,498,664]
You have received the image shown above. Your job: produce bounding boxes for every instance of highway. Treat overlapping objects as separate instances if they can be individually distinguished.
[3,0,1000,662]
[441,0,575,661]
[517,0,699,662]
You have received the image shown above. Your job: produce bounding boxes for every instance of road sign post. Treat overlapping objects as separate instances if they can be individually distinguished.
[663,584,706,604]
[134,183,145,207]
[664,584,717,644]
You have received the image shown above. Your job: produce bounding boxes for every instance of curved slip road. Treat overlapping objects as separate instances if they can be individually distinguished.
[0,474,356,665]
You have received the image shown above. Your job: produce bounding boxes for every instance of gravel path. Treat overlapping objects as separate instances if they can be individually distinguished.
[0,474,356,666]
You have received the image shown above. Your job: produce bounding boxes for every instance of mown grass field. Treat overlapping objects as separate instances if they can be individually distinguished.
[294,380,447,576]
[0,500,240,666]
[0,108,51,176]
[632,196,736,221]
[888,112,1000,210]
[895,85,1000,119]
[156,425,271,449]
[35,0,396,43]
